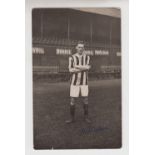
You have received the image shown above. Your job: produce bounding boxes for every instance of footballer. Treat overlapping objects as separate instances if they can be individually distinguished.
[66,41,91,123]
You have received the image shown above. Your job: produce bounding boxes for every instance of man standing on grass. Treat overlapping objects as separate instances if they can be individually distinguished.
[66,41,91,123]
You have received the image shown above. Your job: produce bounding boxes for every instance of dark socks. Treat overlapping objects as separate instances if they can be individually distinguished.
[84,104,88,116]
[70,104,75,119]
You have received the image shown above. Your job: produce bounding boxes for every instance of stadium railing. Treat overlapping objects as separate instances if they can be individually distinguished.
[33,65,121,82]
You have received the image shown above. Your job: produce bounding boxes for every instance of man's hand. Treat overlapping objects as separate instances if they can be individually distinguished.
[69,68,81,73]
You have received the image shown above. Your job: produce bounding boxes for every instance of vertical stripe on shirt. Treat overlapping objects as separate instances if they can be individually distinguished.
[87,56,90,65]
[73,73,78,85]
[81,55,83,65]
[85,55,88,65]
[80,71,84,85]
[69,56,75,69]
[86,71,88,85]
[73,55,76,67]
[83,55,85,65]
[71,58,73,68]
[83,71,86,85]
[75,56,79,65]
[76,72,81,85]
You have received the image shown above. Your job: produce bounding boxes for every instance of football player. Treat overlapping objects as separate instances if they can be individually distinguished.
[66,41,91,123]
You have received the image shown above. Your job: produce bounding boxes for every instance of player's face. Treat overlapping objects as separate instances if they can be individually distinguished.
[76,44,84,55]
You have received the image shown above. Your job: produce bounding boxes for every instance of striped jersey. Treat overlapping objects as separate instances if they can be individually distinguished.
[69,53,90,86]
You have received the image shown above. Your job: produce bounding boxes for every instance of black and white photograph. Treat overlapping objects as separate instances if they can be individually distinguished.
[32,8,122,149]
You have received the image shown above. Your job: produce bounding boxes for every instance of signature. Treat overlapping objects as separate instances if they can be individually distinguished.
[79,127,109,135]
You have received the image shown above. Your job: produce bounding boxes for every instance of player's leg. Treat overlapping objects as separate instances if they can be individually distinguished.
[83,97,91,123]
[66,85,80,123]
[65,97,76,123]
[81,85,91,123]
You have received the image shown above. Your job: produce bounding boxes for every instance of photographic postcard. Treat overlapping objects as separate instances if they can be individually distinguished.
[32,8,121,149]
[26,0,128,154]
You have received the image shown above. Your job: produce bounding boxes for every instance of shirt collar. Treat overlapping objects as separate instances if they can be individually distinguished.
[75,52,85,57]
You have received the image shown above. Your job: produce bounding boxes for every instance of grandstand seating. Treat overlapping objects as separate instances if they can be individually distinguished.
[32,9,121,81]
[33,37,120,49]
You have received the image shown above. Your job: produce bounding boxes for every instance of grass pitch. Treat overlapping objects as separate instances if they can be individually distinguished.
[33,79,122,149]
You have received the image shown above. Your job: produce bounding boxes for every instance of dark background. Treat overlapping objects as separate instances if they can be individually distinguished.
[32,8,121,77]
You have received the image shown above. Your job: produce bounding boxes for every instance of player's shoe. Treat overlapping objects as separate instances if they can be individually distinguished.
[65,118,75,124]
[84,117,91,123]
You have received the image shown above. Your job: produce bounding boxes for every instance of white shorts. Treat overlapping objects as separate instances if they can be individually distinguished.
[70,85,89,97]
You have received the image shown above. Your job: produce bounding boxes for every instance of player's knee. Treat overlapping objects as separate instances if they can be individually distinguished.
[70,97,76,105]
[83,97,88,104]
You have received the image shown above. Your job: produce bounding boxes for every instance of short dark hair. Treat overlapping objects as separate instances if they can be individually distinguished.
[77,41,84,45]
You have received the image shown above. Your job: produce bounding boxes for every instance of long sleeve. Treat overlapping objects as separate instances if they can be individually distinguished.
[86,55,90,65]
[68,56,74,70]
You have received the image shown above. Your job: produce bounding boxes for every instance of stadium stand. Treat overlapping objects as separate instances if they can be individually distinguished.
[32,9,121,82]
